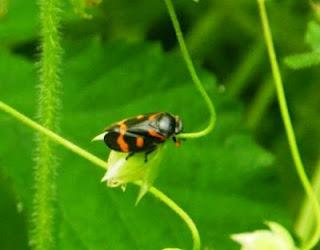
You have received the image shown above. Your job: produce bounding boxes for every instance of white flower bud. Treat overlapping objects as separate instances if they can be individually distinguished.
[101,145,166,203]
[231,222,298,250]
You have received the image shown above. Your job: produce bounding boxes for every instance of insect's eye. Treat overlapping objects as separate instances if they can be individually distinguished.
[158,115,174,135]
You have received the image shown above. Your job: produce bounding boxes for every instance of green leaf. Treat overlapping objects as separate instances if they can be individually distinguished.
[305,21,320,51]
[70,0,102,19]
[285,21,320,70]
[284,51,320,69]
[0,40,289,250]
[0,1,38,45]
[0,172,29,250]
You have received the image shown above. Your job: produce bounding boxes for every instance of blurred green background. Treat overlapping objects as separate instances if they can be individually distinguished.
[0,0,319,249]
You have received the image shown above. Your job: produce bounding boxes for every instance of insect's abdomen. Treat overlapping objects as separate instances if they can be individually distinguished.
[104,130,156,153]
[104,131,128,152]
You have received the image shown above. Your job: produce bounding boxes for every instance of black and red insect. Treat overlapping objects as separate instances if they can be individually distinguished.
[93,112,183,162]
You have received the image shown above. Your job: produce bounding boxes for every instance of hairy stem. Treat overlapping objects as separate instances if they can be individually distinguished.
[257,1,320,249]
[31,0,62,249]
[164,0,216,140]
[0,101,200,250]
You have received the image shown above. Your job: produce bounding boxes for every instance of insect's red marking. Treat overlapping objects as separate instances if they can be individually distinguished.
[117,135,129,152]
[148,129,165,140]
[175,140,181,147]
[136,136,144,148]
[148,113,160,121]
[117,119,127,126]
[136,115,144,120]
[116,123,129,152]
[119,123,127,134]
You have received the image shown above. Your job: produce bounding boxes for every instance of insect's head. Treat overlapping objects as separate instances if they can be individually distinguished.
[156,113,182,137]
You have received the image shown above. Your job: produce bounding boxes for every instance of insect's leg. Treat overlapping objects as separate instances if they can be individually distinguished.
[144,146,157,163]
[125,152,135,161]
[172,136,181,147]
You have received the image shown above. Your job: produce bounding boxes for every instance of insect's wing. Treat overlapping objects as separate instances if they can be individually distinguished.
[104,129,157,152]
[103,113,165,152]
[126,115,166,142]
[103,130,133,152]
[103,113,156,132]
[125,118,155,135]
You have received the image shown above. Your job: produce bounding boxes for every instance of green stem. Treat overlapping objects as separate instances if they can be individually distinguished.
[245,75,274,130]
[295,158,320,243]
[226,41,265,97]
[257,1,320,249]
[32,0,62,248]
[149,186,201,250]
[0,101,200,250]
[0,102,107,170]
[185,6,223,60]
[164,0,216,140]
